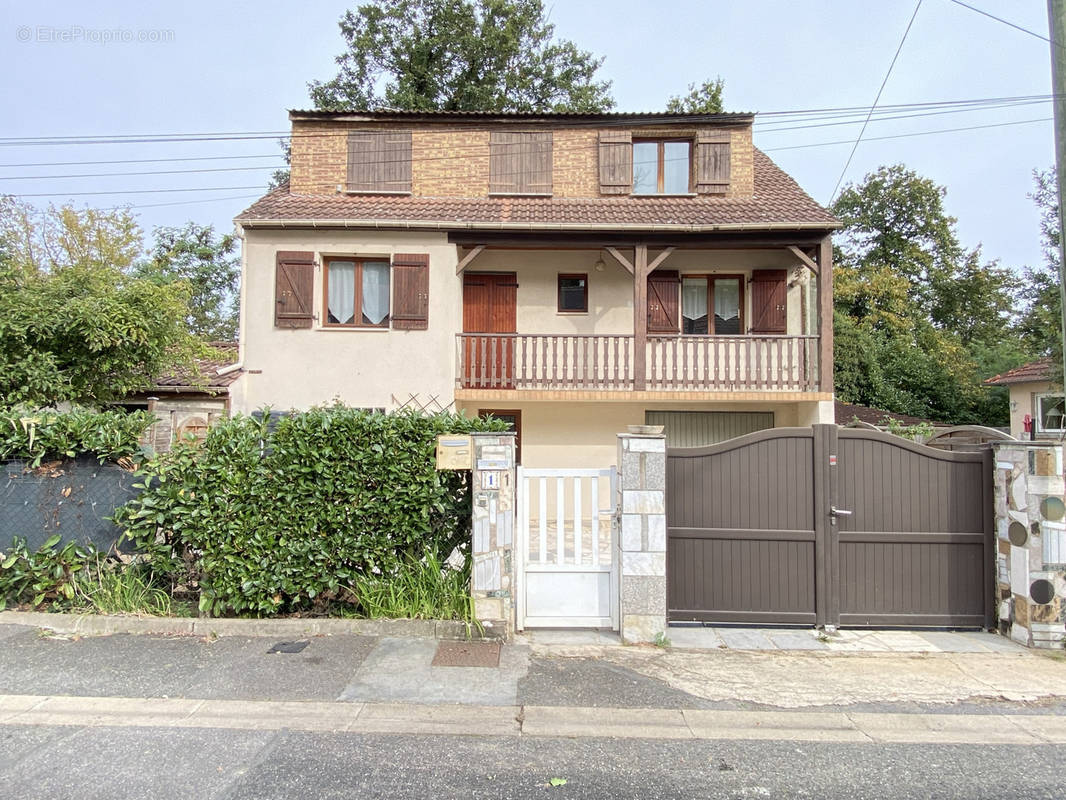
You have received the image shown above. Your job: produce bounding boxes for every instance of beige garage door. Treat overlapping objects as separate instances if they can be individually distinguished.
[645,411,773,448]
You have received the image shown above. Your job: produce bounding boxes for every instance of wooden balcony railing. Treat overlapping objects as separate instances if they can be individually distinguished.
[457,334,820,392]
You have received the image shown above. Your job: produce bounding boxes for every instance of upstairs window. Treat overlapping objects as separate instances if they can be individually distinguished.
[346,131,412,193]
[633,139,691,194]
[682,276,743,335]
[489,131,553,195]
[324,257,390,328]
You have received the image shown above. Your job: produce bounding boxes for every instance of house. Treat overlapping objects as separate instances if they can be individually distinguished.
[985,358,1064,440]
[121,343,240,452]
[231,110,839,466]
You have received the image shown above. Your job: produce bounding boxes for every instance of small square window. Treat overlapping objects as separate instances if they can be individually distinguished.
[633,139,691,195]
[1037,393,1065,432]
[558,274,588,313]
[324,258,390,327]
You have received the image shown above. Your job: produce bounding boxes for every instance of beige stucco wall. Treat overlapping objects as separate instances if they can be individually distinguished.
[1007,380,1057,438]
[456,399,830,469]
[231,228,462,414]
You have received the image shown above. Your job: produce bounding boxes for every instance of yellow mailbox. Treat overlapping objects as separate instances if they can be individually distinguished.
[436,434,473,470]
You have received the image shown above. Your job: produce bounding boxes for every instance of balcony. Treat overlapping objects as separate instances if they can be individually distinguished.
[456,333,820,393]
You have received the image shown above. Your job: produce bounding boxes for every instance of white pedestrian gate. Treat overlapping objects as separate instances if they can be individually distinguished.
[515,467,618,630]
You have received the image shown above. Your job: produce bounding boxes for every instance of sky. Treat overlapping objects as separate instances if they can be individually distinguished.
[0,0,1057,274]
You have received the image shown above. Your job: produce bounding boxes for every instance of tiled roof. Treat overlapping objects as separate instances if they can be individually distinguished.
[289,109,755,122]
[984,358,1053,386]
[835,401,940,428]
[235,150,837,230]
[152,343,240,392]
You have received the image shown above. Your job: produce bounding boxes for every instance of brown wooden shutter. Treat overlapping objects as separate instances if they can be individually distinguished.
[489,132,552,194]
[750,269,787,334]
[647,270,680,333]
[347,131,411,192]
[695,129,731,194]
[598,130,632,194]
[391,253,430,330]
[275,251,315,329]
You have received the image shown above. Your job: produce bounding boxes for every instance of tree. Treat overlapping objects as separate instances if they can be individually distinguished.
[1019,168,1064,382]
[308,0,614,112]
[665,78,725,114]
[135,223,240,341]
[831,165,1022,424]
[0,199,199,408]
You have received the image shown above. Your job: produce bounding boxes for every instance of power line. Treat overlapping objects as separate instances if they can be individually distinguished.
[0,153,284,169]
[2,164,283,181]
[830,0,923,204]
[762,116,1051,152]
[10,185,266,198]
[99,193,265,213]
[946,0,1051,43]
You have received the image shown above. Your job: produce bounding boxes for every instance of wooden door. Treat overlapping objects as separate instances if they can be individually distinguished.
[463,273,517,388]
[750,270,787,334]
[648,270,680,333]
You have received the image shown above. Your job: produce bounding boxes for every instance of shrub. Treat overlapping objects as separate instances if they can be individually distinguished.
[0,407,154,467]
[0,535,92,610]
[115,406,506,617]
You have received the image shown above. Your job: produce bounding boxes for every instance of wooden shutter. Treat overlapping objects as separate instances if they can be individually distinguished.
[347,130,412,192]
[647,270,680,333]
[695,129,731,194]
[274,251,315,329]
[391,253,430,330]
[489,132,552,194]
[750,270,787,334]
[598,130,633,194]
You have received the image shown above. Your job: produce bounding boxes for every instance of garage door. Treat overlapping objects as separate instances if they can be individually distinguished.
[665,424,993,628]
[645,411,773,448]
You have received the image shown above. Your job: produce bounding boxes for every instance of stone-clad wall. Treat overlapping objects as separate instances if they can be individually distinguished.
[992,441,1066,649]
[616,433,668,644]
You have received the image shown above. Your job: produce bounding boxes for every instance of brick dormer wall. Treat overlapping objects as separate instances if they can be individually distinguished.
[287,119,754,200]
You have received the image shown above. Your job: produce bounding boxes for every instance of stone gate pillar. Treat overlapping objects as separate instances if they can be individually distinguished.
[616,431,668,644]
[469,432,516,637]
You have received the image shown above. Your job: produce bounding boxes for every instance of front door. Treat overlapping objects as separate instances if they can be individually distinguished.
[463,273,517,388]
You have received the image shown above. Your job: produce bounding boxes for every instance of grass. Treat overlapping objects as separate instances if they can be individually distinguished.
[352,548,473,621]
[73,557,190,617]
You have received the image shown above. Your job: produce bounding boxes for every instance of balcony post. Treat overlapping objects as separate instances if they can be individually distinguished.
[817,235,834,393]
[633,244,648,391]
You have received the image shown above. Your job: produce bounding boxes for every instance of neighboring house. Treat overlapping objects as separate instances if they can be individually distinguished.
[232,110,839,467]
[985,358,1064,440]
[122,343,240,452]
[834,400,942,429]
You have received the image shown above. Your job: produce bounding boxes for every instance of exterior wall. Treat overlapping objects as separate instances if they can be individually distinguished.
[992,441,1066,649]
[288,119,755,199]
[232,228,461,414]
[469,432,517,636]
[458,400,812,469]
[1007,380,1057,439]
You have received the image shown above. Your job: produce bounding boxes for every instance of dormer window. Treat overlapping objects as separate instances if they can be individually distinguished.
[633,140,691,195]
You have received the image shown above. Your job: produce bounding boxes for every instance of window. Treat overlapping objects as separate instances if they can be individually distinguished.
[557,274,588,313]
[479,409,521,464]
[489,131,552,195]
[681,276,743,335]
[324,258,390,327]
[1037,393,1066,433]
[633,139,691,194]
[346,131,412,193]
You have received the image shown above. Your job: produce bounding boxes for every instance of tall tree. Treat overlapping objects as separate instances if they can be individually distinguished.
[0,199,199,408]
[1020,168,1064,382]
[665,78,725,114]
[135,223,240,341]
[309,0,614,112]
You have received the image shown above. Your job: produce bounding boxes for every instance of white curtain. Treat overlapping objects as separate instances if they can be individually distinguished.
[714,279,739,321]
[328,262,356,324]
[682,278,708,321]
[362,262,390,325]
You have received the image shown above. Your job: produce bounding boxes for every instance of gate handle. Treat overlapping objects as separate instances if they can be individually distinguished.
[830,506,853,516]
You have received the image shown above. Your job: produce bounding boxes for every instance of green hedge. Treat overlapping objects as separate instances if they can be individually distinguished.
[115,406,507,617]
[0,407,154,467]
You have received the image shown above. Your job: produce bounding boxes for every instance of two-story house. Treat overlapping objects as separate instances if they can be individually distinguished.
[231,110,839,467]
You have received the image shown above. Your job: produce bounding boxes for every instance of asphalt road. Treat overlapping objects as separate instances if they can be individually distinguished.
[2,724,1064,799]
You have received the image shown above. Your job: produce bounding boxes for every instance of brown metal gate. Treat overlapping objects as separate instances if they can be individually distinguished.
[666,424,993,628]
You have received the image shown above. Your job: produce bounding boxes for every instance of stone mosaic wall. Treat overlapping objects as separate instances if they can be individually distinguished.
[616,433,668,644]
[991,441,1066,649]
[469,432,516,636]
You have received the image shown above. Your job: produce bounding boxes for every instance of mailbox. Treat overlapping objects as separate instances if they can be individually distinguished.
[436,434,473,470]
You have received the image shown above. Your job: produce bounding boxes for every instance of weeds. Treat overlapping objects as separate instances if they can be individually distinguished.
[73,556,178,617]
[353,548,473,621]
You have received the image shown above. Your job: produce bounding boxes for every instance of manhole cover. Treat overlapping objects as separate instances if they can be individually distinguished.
[268,641,309,654]
[431,640,501,667]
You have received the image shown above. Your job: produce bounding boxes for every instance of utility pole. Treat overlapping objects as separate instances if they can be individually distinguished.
[1048,0,1066,391]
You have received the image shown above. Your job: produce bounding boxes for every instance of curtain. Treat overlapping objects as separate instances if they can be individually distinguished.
[362,262,390,325]
[327,262,356,324]
[714,278,740,334]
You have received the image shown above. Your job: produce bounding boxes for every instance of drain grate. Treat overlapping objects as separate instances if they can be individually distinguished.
[268,640,309,654]
[431,640,501,667]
